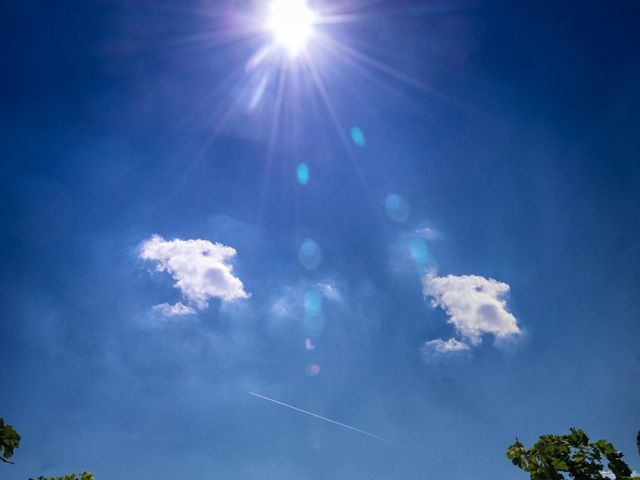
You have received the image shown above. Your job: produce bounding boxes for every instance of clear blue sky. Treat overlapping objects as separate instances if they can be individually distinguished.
[1,1,639,479]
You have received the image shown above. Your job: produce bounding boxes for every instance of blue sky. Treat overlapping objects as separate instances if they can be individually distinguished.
[1,1,639,479]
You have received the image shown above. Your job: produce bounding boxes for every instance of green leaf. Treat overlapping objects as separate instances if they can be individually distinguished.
[0,417,21,463]
[506,428,636,480]
[34,473,95,480]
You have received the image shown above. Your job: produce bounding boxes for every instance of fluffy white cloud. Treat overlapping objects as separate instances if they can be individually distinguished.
[152,302,196,317]
[140,235,249,309]
[423,337,470,354]
[422,271,520,345]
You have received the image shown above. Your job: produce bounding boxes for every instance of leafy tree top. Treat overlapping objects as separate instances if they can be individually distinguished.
[507,428,639,480]
[0,418,21,464]
[30,472,95,480]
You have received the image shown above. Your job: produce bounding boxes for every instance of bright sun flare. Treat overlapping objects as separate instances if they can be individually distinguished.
[266,0,316,55]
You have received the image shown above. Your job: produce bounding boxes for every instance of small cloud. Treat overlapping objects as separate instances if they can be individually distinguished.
[415,226,441,241]
[152,302,196,317]
[140,235,249,310]
[318,282,342,303]
[423,271,520,346]
[421,337,470,365]
[270,294,296,320]
[423,337,470,354]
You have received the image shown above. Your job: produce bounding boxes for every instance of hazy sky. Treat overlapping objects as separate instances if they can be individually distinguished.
[1,1,639,479]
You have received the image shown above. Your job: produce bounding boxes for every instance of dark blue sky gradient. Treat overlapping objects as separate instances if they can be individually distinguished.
[1,1,639,479]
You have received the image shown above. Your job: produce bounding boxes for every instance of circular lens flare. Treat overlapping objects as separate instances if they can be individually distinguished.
[297,163,310,185]
[306,364,321,377]
[266,0,316,55]
[385,193,410,222]
[298,238,322,269]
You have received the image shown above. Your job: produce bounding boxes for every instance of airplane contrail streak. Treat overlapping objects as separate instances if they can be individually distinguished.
[248,391,415,452]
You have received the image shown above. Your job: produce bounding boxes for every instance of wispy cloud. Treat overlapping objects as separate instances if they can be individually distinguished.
[415,226,442,241]
[389,225,440,275]
[423,337,470,354]
[423,271,520,348]
[317,282,343,303]
[421,337,471,365]
[152,302,196,317]
[140,235,249,310]
[268,280,343,325]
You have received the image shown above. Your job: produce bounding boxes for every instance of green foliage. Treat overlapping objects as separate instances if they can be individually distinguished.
[506,428,639,480]
[30,472,95,480]
[0,417,21,464]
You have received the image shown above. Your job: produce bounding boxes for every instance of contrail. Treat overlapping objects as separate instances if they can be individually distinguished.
[248,391,415,452]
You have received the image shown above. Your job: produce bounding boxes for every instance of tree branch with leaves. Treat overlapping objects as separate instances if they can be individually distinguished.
[0,418,21,464]
[29,473,95,480]
[507,428,640,480]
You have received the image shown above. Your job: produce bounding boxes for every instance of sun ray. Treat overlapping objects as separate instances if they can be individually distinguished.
[315,30,458,106]
[257,57,289,219]
[301,48,374,200]
[129,0,468,202]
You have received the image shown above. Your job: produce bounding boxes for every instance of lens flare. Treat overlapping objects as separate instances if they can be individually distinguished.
[306,364,321,376]
[410,238,431,271]
[298,238,322,269]
[266,0,316,56]
[305,337,316,350]
[297,163,310,185]
[409,238,429,263]
[304,289,323,316]
[350,126,366,147]
[385,193,410,222]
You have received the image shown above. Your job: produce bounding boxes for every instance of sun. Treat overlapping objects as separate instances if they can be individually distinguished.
[266,0,317,56]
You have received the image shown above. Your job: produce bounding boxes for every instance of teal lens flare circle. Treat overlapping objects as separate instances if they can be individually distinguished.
[297,163,310,185]
[298,238,322,269]
[350,127,366,147]
[410,238,429,265]
[385,193,410,222]
[304,289,323,316]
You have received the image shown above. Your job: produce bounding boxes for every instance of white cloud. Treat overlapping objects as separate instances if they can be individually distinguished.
[423,337,470,354]
[415,226,441,241]
[269,295,295,319]
[152,302,196,317]
[421,337,470,365]
[422,271,520,345]
[140,235,249,309]
[318,282,343,303]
